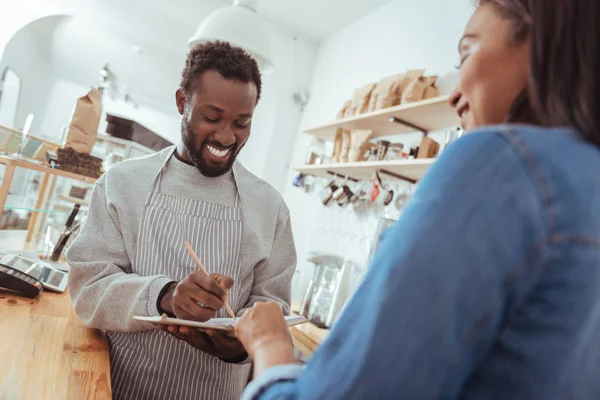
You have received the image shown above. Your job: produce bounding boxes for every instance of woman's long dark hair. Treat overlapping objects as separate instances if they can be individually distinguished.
[482,0,600,146]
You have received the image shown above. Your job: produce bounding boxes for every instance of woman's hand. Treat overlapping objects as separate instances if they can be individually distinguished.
[235,302,296,376]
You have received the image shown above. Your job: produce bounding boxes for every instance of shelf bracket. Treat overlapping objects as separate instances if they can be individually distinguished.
[378,168,417,184]
[326,170,359,182]
[300,169,415,185]
[389,117,428,136]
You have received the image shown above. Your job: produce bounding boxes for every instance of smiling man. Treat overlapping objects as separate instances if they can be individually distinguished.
[66,41,297,400]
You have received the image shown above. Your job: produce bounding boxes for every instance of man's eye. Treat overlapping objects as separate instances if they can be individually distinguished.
[203,114,219,123]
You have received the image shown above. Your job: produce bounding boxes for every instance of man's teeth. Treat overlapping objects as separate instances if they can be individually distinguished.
[206,145,230,158]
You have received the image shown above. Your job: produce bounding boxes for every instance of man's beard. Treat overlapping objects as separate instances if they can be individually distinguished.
[181,119,238,178]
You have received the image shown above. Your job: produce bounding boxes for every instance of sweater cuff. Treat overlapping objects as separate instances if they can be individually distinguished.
[147,277,176,317]
[156,281,177,317]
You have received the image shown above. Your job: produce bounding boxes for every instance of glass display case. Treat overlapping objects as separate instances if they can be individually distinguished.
[93,134,155,171]
[0,156,95,255]
[1,124,157,255]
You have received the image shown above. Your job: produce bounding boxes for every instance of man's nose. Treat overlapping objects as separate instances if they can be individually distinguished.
[213,124,236,148]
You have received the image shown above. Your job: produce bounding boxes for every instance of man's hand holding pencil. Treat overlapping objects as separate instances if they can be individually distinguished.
[157,242,247,361]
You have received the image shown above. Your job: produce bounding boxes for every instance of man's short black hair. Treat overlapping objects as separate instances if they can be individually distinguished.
[180,40,262,103]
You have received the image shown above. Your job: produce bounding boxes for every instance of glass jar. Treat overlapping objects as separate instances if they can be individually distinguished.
[307,264,341,328]
[385,143,406,160]
[305,138,326,165]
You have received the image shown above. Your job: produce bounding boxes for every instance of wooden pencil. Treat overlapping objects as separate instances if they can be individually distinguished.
[184,241,237,319]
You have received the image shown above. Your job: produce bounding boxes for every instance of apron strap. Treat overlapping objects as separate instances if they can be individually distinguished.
[233,190,240,208]
[232,162,242,208]
[144,146,177,206]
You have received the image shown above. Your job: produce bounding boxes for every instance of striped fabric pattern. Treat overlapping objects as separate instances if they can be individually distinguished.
[109,153,250,400]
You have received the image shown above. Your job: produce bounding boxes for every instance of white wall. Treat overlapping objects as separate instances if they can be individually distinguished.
[37,24,318,180]
[237,31,317,188]
[284,0,474,303]
[37,79,81,140]
[0,69,21,127]
[41,79,182,144]
[0,3,53,64]
[101,98,181,144]
[0,4,318,192]
[0,18,59,206]
[0,20,54,133]
[34,31,317,186]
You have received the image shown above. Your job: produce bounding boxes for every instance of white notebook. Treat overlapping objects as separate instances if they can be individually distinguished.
[134,314,307,332]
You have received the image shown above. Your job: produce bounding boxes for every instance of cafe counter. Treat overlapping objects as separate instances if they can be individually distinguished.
[0,290,326,398]
[290,318,329,357]
[0,289,111,399]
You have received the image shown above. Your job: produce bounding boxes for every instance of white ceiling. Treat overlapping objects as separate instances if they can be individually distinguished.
[5,0,395,113]
[119,0,396,41]
[201,0,395,40]
[35,16,184,109]
[259,0,395,40]
[58,0,395,49]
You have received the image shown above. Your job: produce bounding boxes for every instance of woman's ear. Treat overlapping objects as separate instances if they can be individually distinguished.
[176,89,186,115]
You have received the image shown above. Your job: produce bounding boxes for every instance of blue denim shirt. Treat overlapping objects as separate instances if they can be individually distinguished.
[243,126,600,400]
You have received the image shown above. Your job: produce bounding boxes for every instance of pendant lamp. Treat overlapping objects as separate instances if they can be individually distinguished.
[188,0,274,74]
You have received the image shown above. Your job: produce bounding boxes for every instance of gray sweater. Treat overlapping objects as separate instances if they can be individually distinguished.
[67,147,297,332]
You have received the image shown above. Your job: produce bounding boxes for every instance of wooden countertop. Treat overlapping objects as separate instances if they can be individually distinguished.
[290,317,329,357]
[0,289,111,399]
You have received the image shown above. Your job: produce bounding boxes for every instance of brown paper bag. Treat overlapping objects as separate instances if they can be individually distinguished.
[361,142,377,161]
[402,74,437,104]
[348,130,373,162]
[396,70,423,104]
[368,74,405,112]
[340,130,351,163]
[417,136,440,159]
[64,88,102,154]
[423,77,439,99]
[349,83,376,115]
[332,129,343,163]
[337,100,352,119]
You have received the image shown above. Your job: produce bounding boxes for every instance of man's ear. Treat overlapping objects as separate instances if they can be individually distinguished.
[176,89,186,115]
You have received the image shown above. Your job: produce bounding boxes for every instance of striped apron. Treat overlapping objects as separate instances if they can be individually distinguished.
[109,148,250,400]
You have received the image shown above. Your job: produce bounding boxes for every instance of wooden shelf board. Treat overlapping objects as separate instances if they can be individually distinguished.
[303,96,459,140]
[0,156,97,184]
[293,159,436,182]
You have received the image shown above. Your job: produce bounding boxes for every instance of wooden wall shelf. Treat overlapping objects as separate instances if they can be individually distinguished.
[303,96,459,140]
[293,159,435,183]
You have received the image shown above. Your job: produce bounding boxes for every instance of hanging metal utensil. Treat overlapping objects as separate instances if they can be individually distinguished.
[376,171,394,207]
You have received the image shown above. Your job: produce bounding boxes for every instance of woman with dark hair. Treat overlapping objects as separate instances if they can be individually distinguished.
[234,0,600,398]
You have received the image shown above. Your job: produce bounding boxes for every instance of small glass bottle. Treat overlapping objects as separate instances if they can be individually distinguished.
[305,138,326,165]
